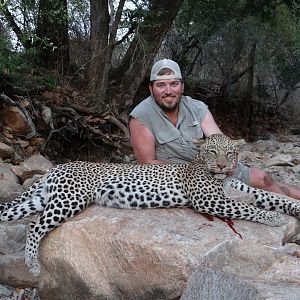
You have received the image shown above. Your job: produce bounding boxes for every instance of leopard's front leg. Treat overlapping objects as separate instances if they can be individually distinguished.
[25,194,90,276]
[188,187,286,226]
[228,177,300,219]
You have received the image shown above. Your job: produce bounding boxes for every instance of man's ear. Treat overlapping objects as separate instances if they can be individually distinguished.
[149,83,153,95]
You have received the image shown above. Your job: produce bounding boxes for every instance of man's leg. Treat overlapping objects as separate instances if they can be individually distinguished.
[249,167,300,200]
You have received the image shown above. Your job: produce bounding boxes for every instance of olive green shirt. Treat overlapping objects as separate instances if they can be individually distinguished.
[130,96,208,163]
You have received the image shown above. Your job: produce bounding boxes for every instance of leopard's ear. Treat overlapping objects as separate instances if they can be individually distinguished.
[192,138,206,147]
[233,138,246,146]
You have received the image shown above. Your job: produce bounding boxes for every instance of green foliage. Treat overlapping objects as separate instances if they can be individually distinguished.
[0,31,57,89]
[0,32,35,87]
[37,73,57,89]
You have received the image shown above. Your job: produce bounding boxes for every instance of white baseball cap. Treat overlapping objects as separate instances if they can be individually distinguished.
[150,59,182,81]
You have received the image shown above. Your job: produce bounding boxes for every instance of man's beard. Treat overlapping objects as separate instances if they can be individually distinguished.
[153,96,180,112]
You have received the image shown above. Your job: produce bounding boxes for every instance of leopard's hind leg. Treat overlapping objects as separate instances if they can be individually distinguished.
[25,194,91,276]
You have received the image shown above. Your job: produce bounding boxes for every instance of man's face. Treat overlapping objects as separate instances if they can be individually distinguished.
[149,79,184,112]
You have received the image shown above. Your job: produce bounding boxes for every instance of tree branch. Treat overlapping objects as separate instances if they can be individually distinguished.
[0,1,30,48]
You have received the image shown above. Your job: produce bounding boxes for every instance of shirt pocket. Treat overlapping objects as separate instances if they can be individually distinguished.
[156,130,181,144]
[181,121,203,141]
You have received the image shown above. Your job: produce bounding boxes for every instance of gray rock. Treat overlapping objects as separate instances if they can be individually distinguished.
[0,251,38,288]
[181,267,261,300]
[0,164,19,184]
[266,154,295,167]
[11,155,53,182]
[0,220,29,254]
[181,266,300,300]
[22,174,43,190]
[0,284,14,298]
[0,180,24,204]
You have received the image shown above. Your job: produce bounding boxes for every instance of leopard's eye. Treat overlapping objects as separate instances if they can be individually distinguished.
[208,149,218,157]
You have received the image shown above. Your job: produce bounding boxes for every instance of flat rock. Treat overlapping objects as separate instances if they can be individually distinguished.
[37,206,300,300]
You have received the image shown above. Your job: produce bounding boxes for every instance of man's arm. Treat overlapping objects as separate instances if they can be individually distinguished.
[129,117,165,164]
[201,110,223,136]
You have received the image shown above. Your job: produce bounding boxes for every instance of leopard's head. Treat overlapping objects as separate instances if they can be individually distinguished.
[193,134,243,179]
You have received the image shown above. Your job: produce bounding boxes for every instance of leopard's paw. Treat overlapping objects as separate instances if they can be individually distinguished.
[255,211,286,227]
[25,255,41,276]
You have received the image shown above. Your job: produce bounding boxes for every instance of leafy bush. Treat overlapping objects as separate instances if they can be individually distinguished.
[0,34,38,87]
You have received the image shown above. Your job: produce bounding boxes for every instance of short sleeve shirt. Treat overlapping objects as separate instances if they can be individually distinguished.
[130,96,208,163]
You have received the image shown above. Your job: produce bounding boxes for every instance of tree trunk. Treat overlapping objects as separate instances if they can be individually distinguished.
[36,0,69,70]
[87,0,110,107]
[86,0,184,114]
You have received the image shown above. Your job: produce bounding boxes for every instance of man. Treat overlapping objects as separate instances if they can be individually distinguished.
[129,59,300,200]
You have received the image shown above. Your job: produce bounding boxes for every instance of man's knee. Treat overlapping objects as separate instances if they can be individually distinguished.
[249,167,274,189]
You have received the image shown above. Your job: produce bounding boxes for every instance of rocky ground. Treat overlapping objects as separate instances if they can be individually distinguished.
[0,135,300,299]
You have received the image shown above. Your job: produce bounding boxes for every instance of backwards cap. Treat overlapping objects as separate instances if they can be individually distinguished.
[150,59,182,81]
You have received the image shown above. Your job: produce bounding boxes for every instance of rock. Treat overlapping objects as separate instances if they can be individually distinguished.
[0,251,38,288]
[181,266,261,300]
[0,180,24,203]
[11,155,53,182]
[0,220,29,254]
[238,150,263,165]
[22,174,43,190]
[181,261,300,300]
[0,284,14,298]
[0,143,14,160]
[37,206,299,300]
[15,139,30,149]
[278,143,295,153]
[193,242,300,300]
[292,165,300,174]
[265,154,295,167]
[29,138,45,147]
[0,107,31,137]
[0,164,19,184]
[291,153,300,165]
[0,219,38,290]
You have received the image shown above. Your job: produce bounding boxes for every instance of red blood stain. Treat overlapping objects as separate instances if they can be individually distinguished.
[201,213,243,239]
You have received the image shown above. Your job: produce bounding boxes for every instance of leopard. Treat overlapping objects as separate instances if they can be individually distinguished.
[1,134,300,276]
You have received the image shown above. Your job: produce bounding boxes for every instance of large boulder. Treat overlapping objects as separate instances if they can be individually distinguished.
[37,206,300,300]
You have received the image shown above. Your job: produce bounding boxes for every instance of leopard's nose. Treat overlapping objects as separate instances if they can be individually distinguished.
[217,163,226,170]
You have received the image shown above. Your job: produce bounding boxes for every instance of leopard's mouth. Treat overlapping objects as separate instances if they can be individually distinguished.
[213,173,227,180]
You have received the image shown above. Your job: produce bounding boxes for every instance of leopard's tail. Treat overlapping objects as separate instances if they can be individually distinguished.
[0,177,48,221]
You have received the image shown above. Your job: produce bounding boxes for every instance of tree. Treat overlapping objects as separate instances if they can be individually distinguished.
[0,0,69,70]
[36,0,69,69]
[87,0,184,114]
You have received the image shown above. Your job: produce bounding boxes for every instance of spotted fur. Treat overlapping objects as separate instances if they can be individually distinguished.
[1,134,299,276]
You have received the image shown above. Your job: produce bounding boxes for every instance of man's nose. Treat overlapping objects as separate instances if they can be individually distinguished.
[164,84,172,94]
